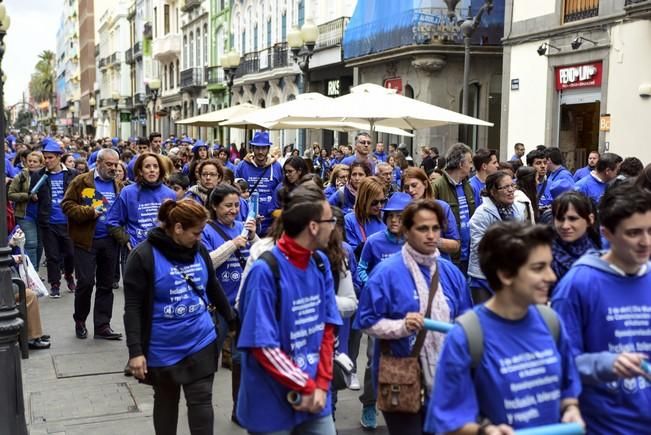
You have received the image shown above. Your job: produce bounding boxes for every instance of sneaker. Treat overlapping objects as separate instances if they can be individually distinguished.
[349,372,360,390]
[360,405,377,430]
[65,274,76,293]
[75,321,88,339]
[49,284,61,299]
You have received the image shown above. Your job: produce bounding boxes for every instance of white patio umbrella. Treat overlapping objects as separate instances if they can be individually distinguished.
[277,83,494,131]
[175,103,259,127]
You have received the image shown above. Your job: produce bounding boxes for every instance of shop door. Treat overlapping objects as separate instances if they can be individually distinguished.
[558,89,600,171]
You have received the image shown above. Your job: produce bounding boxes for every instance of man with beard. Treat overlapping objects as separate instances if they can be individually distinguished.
[62,148,124,340]
[573,150,600,182]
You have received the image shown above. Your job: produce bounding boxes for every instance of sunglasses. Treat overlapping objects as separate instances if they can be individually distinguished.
[371,198,388,207]
[316,217,337,225]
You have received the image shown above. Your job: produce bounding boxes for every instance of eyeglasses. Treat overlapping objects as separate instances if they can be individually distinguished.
[370,198,388,207]
[316,217,337,225]
[496,183,517,191]
[201,172,219,178]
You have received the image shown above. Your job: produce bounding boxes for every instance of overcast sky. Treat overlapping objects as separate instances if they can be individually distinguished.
[4,0,62,106]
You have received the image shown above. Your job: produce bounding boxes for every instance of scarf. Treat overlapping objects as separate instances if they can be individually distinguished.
[187,184,211,205]
[277,233,311,270]
[148,227,199,264]
[346,182,358,198]
[401,243,450,394]
[551,234,596,281]
[496,203,517,221]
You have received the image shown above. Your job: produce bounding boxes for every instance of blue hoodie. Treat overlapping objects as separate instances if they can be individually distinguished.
[105,183,176,247]
[574,173,608,205]
[552,252,651,434]
[234,159,283,235]
[539,166,574,207]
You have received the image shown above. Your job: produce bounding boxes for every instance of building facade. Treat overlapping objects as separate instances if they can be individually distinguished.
[342,0,505,156]
[125,0,152,137]
[501,0,651,168]
[55,0,82,135]
[78,0,97,136]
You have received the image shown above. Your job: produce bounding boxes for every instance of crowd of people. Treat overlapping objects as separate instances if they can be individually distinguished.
[5,129,651,435]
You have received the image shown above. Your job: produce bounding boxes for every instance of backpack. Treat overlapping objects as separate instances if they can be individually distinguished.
[456,304,560,369]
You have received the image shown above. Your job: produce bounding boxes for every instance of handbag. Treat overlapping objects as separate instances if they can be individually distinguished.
[376,265,439,414]
[332,351,355,391]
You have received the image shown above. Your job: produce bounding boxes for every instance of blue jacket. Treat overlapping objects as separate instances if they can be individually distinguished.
[573,165,591,182]
[574,173,608,205]
[540,166,574,207]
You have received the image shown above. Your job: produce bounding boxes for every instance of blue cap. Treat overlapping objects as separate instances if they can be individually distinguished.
[180,136,193,145]
[42,139,62,154]
[249,131,272,147]
[112,137,119,146]
[382,192,411,213]
[192,140,207,153]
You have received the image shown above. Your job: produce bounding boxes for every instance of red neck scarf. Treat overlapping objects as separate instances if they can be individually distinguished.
[277,233,311,270]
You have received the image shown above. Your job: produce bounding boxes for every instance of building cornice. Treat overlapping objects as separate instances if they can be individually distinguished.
[343,44,502,68]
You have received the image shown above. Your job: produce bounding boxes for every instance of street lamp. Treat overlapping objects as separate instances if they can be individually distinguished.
[287,19,319,151]
[148,78,161,133]
[0,2,28,434]
[221,50,240,147]
[112,92,120,138]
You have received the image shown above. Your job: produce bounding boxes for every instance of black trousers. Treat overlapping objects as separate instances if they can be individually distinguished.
[41,223,75,285]
[73,237,118,329]
[383,410,429,435]
[152,374,214,435]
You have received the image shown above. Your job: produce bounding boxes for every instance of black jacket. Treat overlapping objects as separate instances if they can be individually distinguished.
[36,166,78,227]
[123,227,236,360]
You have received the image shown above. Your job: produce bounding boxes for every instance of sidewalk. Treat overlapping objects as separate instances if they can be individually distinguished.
[22,280,388,434]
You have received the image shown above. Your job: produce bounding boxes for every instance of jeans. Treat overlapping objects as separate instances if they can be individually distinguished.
[73,237,119,329]
[359,335,377,406]
[152,373,214,435]
[16,217,40,271]
[41,223,74,285]
[248,415,336,435]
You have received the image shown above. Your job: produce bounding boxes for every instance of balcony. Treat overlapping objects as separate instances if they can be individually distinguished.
[235,43,291,78]
[181,0,201,12]
[134,41,143,59]
[134,93,146,106]
[152,33,182,60]
[110,51,122,67]
[95,44,100,58]
[316,17,349,49]
[99,98,112,108]
[180,67,206,90]
[98,57,108,69]
[563,0,599,23]
[125,47,134,64]
[206,66,224,85]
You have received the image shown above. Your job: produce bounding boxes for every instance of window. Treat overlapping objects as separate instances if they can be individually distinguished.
[254,24,258,51]
[189,31,194,67]
[281,13,287,41]
[164,64,168,90]
[267,18,272,47]
[170,62,175,88]
[183,35,188,69]
[203,24,208,65]
[153,7,157,37]
[196,29,201,67]
[164,4,170,34]
[298,1,305,27]
[242,30,246,53]
[176,60,180,85]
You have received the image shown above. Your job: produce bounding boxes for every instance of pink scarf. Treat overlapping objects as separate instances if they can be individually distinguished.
[401,243,450,393]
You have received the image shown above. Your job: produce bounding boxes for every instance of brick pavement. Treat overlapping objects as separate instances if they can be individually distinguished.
[21,278,388,434]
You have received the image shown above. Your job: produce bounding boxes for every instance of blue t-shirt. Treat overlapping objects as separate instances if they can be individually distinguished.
[573,166,591,182]
[574,173,607,205]
[105,183,176,247]
[469,175,485,207]
[327,186,355,215]
[323,184,337,199]
[236,248,342,432]
[539,167,574,207]
[234,161,283,235]
[238,196,249,222]
[425,305,581,433]
[438,199,460,262]
[201,220,249,305]
[355,254,472,390]
[343,213,386,253]
[127,155,138,181]
[48,171,67,224]
[358,230,403,285]
[551,255,651,434]
[341,155,375,174]
[148,247,217,367]
[93,176,117,239]
[455,184,471,261]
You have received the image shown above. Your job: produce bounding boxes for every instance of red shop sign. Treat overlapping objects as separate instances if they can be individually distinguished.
[384,77,403,95]
[555,61,603,91]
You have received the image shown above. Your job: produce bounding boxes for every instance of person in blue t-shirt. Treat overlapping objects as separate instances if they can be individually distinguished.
[328,160,370,215]
[427,222,583,434]
[402,167,461,261]
[272,156,310,212]
[372,142,387,163]
[37,139,78,298]
[237,186,342,435]
[341,132,376,174]
[126,137,152,181]
[324,164,349,199]
[552,184,651,434]
[468,148,499,207]
[124,199,236,435]
[106,153,176,250]
[356,199,472,435]
[344,177,387,256]
[358,192,411,285]
[201,184,258,425]
[215,147,236,172]
[573,151,599,182]
[234,131,283,236]
[184,159,223,206]
[539,147,575,209]
[574,152,622,206]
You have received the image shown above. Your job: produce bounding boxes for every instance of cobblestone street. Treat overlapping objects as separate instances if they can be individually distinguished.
[22,283,387,434]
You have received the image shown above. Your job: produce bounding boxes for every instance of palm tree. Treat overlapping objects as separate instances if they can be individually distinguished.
[28,50,56,116]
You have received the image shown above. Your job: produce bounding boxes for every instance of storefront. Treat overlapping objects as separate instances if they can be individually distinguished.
[555,61,602,170]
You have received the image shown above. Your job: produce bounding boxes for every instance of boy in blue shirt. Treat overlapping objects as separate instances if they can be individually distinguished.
[574,152,622,206]
[552,183,651,434]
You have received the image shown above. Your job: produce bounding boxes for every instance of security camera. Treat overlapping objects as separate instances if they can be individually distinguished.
[537,44,547,56]
[571,37,582,50]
